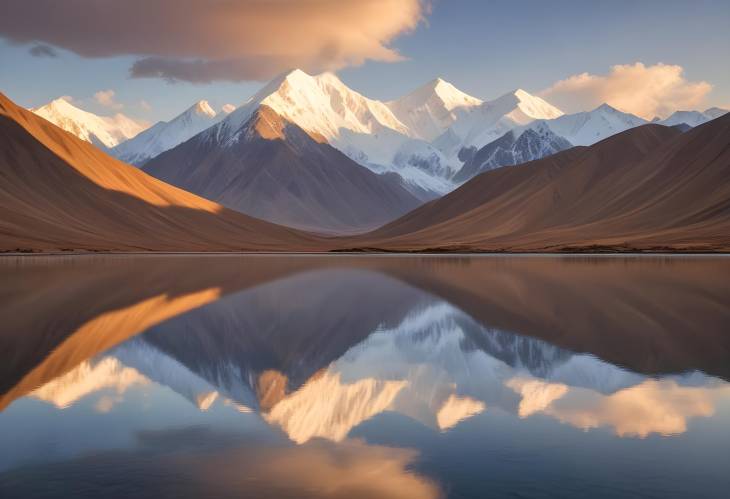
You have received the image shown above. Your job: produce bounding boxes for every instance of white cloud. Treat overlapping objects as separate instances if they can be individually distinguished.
[221,103,236,114]
[541,63,713,119]
[94,89,123,110]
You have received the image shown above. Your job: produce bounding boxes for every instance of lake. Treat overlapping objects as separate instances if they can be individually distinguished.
[1,255,729,498]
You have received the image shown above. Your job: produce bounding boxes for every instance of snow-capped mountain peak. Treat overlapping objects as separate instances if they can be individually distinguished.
[111,98,224,166]
[659,107,729,128]
[31,97,147,150]
[511,89,564,121]
[177,100,218,123]
[42,97,76,113]
[220,68,409,145]
[703,107,729,119]
[405,77,483,111]
[213,69,458,195]
[190,100,216,118]
[387,77,483,141]
[528,103,646,146]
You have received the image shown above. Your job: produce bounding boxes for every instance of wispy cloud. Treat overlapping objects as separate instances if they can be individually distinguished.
[0,0,427,83]
[94,89,123,110]
[541,63,712,119]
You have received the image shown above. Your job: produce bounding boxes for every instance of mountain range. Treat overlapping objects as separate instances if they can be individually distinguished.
[3,67,728,251]
[36,69,720,197]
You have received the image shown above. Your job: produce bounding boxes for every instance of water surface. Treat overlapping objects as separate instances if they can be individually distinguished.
[1,255,729,498]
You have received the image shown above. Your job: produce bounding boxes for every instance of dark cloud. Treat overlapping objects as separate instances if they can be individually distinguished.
[130,57,291,84]
[0,0,426,83]
[29,44,58,57]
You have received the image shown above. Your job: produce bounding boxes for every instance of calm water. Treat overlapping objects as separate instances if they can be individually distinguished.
[1,255,729,499]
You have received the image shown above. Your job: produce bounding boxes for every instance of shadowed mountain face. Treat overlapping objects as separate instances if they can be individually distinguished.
[3,87,729,251]
[143,106,422,233]
[349,117,730,252]
[453,125,573,183]
[0,93,323,251]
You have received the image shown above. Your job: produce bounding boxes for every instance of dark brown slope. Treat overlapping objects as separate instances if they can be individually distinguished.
[0,92,323,251]
[143,106,421,233]
[347,116,730,251]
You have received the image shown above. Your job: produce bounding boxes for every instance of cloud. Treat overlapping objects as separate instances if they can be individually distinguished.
[508,377,730,438]
[94,89,123,110]
[540,63,713,119]
[0,0,427,83]
[221,104,236,114]
[28,44,57,57]
[138,100,152,112]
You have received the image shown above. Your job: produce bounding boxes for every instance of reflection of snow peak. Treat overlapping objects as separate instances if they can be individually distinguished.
[265,371,407,444]
[30,357,148,409]
[30,339,227,413]
[265,301,730,442]
[437,394,486,430]
[507,377,568,418]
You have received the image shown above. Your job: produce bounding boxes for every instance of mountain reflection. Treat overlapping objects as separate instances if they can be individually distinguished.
[1,255,729,497]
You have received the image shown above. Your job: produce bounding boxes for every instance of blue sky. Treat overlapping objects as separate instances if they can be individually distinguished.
[1,0,728,123]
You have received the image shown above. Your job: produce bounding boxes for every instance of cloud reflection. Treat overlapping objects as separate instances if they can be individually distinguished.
[507,377,730,438]
[0,426,441,499]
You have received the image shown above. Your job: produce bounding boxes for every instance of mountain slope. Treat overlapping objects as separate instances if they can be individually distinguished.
[31,98,146,149]
[347,116,730,251]
[0,92,322,251]
[143,106,422,233]
[454,122,572,183]
[112,100,225,166]
[434,89,564,158]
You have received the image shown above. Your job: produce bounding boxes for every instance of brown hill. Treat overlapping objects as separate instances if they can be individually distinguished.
[346,116,730,251]
[0,92,323,251]
[143,105,421,234]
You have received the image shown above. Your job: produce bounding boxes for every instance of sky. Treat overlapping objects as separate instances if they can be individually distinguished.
[1,0,728,125]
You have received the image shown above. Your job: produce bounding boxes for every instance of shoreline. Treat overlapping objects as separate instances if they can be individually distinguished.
[1,250,728,257]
